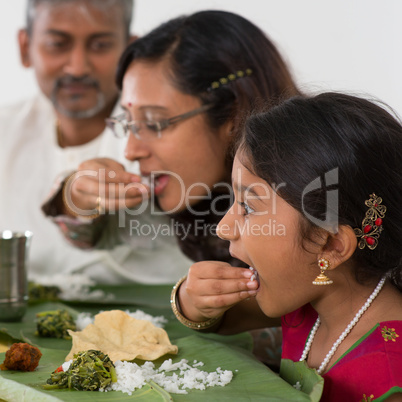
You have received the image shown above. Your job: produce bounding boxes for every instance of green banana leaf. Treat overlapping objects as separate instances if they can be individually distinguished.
[280,359,324,401]
[1,336,318,401]
[0,303,80,351]
[0,285,323,400]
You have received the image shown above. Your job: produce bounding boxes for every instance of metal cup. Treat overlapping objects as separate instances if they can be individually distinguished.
[0,230,32,322]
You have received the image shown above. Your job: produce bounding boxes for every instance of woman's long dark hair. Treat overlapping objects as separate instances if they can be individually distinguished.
[116,10,300,264]
[241,92,402,287]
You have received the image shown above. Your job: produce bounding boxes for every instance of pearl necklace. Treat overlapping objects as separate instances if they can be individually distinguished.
[300,276,386,375]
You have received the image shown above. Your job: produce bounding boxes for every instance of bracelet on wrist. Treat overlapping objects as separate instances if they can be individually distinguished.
[62,173,101,220]
[170,276,221,330]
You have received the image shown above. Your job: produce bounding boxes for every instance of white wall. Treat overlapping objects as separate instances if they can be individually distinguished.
[1,0,401,115]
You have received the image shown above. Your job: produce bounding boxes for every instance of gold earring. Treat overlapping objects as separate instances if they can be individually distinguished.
[313,258,333,285]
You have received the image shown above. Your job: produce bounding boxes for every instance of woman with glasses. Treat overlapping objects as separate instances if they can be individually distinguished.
[46,9,300,368]
[55,9,300,262]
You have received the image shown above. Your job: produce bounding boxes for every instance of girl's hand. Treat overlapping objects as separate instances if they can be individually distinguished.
[178,261,259,322]
[63,158,150,215]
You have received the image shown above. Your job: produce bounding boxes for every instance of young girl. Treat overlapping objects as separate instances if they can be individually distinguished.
[173,92,402,400]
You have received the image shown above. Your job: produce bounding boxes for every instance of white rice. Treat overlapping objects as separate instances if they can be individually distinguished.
[293,381,302,390]
[104,358,233,395]
[62,357,232,395]
[249,266,260,285]
[61,360,72,372]
[75,309,168,330]
[75,312,94,330]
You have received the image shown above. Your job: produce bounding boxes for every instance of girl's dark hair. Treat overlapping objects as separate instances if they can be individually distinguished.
[116,10,300,264]
[240,92,402,287]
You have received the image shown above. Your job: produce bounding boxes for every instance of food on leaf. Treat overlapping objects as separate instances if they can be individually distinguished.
[36,309,76,339]
[0,342,42,371]
[44,350,116,391]
[28,282,61,302]
[66,310,178,362]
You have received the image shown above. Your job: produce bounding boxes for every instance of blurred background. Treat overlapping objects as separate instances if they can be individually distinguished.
[1,0,401,115]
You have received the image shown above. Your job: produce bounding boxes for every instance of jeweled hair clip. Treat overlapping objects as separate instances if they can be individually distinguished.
[354,193,387,250]
[208,69,253,91]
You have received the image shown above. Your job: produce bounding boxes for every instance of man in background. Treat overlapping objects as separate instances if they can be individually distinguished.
[0,0,192,286]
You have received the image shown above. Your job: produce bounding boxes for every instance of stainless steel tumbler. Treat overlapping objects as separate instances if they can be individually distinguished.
[0,230,32,322]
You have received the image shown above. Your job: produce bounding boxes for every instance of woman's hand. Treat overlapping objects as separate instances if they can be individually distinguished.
[178,261,259,322]
[63,158,149,216]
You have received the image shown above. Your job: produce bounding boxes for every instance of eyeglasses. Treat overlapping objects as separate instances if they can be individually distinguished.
[105,104,212,140]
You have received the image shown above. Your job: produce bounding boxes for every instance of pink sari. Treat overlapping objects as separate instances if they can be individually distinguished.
[282,304,402,401]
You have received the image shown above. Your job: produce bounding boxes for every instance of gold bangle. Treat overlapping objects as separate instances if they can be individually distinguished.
[170,276,221,330]
[62,173,101,220]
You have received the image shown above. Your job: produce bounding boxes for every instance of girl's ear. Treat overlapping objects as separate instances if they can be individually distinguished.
[320,225,358,270]
[18,29,31,67]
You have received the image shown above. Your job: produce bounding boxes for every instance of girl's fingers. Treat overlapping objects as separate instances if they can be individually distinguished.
[177,269,259,322]
[189,261,253,280]
[195,290,258,314]
[188,277,258,297]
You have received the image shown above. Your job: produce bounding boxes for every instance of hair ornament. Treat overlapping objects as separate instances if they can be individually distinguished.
[354,193,387,250]
[208,68,253,91]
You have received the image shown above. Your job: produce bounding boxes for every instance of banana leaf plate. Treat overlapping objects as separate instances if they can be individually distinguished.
[0,335,321,401]
[0,285,323,401]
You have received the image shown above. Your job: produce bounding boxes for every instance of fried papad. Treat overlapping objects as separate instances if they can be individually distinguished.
[66,310,178,362]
